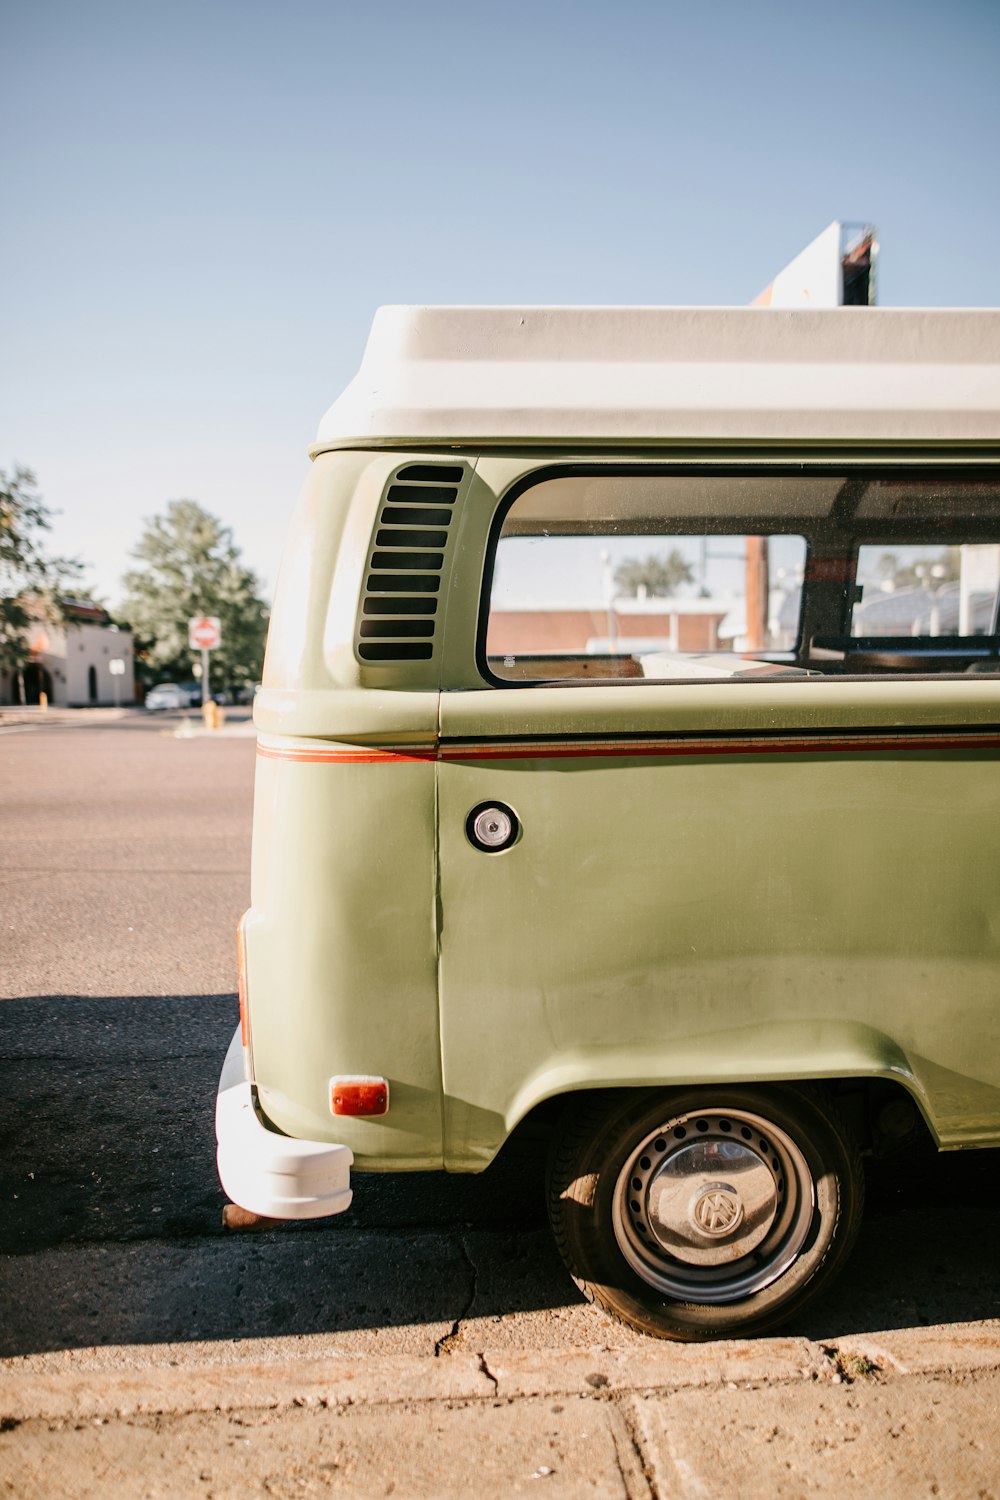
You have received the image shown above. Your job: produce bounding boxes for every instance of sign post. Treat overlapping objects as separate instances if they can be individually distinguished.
[188,616,222,715]
[108,656,125,708]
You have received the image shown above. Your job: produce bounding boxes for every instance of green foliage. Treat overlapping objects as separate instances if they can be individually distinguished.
[834,1351,881,1382]
[120,500,269,689]
[0,466,84,682]
[873,547,960,589]
[613,549,694,598]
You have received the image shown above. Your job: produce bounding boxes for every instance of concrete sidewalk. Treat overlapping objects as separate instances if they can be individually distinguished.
[0,705,257,739]
[0,706,130,728]
[3,1323,999,1498]
[5,1322,1000,1420]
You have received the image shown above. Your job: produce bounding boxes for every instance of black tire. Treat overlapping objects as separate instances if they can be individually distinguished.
[547,1085,863,1341]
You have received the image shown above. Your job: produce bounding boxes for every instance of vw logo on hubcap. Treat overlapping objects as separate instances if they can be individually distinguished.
[691,1186,743,1236]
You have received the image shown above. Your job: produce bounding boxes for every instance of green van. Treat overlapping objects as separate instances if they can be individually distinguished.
[217,306,1000,1340]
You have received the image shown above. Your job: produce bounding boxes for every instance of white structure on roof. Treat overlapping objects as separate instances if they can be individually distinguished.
[314,306,1000,452]
[751,222,878,309]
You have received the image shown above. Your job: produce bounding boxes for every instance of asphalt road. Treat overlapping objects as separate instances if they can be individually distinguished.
[2,709,999,1497]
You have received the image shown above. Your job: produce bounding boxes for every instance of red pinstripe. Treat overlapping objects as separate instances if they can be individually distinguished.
[257,731,1000,765]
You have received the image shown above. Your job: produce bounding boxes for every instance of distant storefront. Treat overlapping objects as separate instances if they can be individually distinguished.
[0,600,135,707]
[487,598,732,657]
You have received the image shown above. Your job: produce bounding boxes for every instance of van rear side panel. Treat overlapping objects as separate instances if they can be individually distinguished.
[245,742,443,1167]
[244,452,448,1168]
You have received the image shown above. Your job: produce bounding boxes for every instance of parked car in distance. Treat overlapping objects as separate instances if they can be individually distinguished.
[144,682,191,711]
[183,685,228,706]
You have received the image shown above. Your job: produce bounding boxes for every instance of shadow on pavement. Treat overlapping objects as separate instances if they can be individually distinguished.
[2,994,998,1355]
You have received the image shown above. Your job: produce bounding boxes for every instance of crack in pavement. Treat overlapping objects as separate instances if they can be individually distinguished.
[608,1399,658,1500]
[433,1233,478,1358]
[478,1354,499,1396]
[428,1234,503,1392]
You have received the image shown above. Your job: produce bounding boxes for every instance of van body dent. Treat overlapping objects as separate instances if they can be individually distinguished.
[217,306,1000,1340]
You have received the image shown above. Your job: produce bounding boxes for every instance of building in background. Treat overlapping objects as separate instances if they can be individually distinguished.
[752,220,878,308]
[488,596,731,659]
[0,599,135,707]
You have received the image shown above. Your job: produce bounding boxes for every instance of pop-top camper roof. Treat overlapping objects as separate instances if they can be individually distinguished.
[313,305,1000,453]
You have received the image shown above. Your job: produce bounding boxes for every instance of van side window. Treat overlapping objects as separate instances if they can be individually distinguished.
[483,470,1000,684]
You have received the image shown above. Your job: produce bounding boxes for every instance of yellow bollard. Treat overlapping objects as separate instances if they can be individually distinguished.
[39,691,48,711]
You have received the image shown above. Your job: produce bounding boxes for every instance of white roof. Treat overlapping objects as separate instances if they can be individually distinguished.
[314,305,1000,452]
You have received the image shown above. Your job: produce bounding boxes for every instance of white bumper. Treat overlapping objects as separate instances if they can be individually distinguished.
[215,1027,354,1219]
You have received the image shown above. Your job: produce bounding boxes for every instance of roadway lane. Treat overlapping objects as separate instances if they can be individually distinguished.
[0,709,254,998]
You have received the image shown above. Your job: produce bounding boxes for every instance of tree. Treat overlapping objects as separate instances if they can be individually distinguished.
[872,547,960,590]
[613,549,694,598]
[0,466,85,692]
[120,500,269,692]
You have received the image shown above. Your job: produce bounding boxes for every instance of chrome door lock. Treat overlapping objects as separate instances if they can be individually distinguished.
[466,802,519,852]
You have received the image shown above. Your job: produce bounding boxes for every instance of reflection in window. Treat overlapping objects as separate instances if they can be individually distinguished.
[852,544,1000,637]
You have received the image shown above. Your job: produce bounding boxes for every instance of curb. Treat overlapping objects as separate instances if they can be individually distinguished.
[0,708,130,728]
[172,719,256,739]
[4,1324,999,1423]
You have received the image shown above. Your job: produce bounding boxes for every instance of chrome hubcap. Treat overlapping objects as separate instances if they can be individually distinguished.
[642,1134,776,1264]
[612,1108,815,1303]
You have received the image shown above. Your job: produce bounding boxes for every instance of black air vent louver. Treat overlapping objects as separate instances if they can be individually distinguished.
[357,466,463,662]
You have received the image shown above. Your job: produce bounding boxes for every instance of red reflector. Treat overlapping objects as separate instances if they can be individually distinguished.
[330,1077,390,1117]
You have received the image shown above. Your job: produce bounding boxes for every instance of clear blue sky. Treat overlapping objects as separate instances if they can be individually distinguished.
[3,0,998,607]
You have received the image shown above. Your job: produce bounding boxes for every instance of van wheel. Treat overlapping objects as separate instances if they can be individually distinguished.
[547,1086,863,1341]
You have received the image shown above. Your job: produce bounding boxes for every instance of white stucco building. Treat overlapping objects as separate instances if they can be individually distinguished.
[1,600,135,707]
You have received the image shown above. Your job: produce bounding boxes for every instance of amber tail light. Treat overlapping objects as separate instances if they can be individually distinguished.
[330,1077,390,1117]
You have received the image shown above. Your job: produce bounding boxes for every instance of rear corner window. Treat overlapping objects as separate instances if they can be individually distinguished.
[485,473,808,684]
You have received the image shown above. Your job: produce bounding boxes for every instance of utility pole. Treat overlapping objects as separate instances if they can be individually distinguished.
[744,536,769,651]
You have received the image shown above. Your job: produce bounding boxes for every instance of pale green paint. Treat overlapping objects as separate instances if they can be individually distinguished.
[436,734,1000,1158]
[258,448,476,705]
[247,745,444,1167]
[439,679,1000,737]
[247,448,1000,1168]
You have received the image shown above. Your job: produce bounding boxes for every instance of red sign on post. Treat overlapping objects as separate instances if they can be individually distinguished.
[188,616,221,650]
